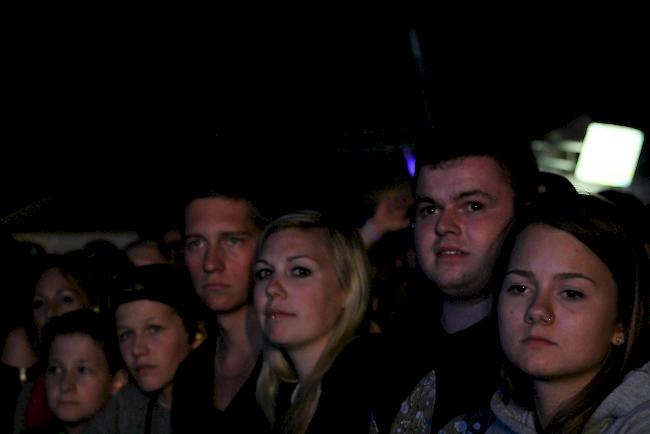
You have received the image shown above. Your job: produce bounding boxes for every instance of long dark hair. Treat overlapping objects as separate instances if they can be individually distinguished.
[498,193,649,434]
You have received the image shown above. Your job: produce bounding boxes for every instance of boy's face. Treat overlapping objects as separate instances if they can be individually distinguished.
[46,333,114,428]
[115,300,193,404]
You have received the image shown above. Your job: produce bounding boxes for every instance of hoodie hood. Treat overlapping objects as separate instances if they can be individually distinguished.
[487,360,650,434]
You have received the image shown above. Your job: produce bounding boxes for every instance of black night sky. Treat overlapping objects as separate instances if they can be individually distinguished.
[3,13,648,233]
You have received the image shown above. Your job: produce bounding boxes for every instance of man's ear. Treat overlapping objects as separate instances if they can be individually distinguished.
[111,369,129,395]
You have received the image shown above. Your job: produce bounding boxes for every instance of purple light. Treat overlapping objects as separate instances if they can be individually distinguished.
[402,146,416,177]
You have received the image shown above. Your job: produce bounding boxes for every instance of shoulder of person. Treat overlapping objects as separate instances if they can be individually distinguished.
[83,383,149,434]
[1,327,37,368]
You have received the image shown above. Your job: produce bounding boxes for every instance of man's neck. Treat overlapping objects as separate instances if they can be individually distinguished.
[212,305,262,411]
[215,305,262,359]
[440,294,492,334]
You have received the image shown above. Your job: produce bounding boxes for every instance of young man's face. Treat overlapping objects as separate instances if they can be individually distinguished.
[413,156,515,300]
[184,197,260,313]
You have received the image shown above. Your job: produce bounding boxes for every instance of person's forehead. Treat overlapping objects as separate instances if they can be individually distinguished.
[115,298,178,320]
[35,269,77,296]
[436,155,506,174]
[418,156,512,192]
[186,197,253,225]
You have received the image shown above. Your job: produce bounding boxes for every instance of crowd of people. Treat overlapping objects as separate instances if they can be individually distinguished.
[1,128,649,433]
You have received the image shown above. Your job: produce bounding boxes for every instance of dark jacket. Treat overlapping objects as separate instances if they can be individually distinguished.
[273,336,381,434]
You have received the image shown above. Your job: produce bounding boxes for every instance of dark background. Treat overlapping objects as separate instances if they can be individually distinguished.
[3,12,648,234]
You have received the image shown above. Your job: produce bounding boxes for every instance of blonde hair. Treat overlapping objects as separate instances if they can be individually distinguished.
[255,211,371,434]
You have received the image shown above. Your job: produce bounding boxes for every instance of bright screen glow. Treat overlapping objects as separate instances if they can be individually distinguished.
[574,123,644,187]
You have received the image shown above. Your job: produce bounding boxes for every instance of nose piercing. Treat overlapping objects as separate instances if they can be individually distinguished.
[526,313,554,324]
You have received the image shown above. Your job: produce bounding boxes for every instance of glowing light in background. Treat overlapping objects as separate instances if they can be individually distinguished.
[574,123,644,187]
[402,146,416,177]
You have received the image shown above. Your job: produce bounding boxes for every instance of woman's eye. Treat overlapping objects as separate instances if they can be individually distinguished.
[117,330,132,342]
[505,284,528,294]
[291,267,311,278]
[255,268,272,280]
[62,295,77,304]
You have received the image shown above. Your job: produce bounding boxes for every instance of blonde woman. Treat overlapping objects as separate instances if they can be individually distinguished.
[254,211,377,434]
